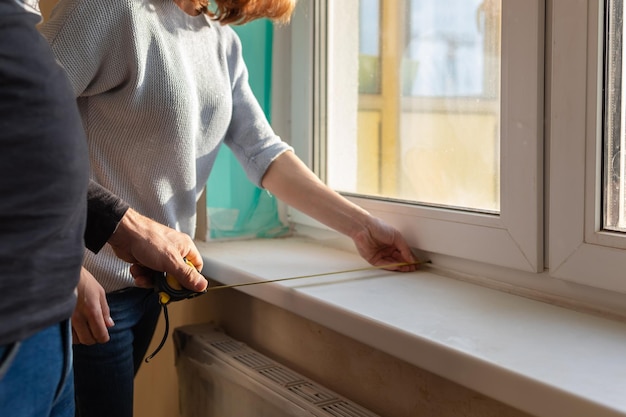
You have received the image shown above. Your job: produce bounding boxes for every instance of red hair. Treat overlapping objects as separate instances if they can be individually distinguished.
[193,0,296,25]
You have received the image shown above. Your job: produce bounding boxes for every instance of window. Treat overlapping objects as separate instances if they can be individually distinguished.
[286,0,543,273]
[345,0,501,213]
[549,0,626,293]
[279,0,626,295]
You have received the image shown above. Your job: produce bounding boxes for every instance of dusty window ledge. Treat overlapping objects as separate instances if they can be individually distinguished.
[195,236,626,417]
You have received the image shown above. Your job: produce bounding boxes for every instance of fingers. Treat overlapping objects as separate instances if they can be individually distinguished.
[390,238,419,272]
[165,257,207,292]
[129,264,156,288]
[73,269,114,345]
[129,258,207,292]
[182,245,204,273]
[71,307,113,345]
[375,249,419,272]
[164,235,207,291]
[351,216,418,271]
[355,224,418,272]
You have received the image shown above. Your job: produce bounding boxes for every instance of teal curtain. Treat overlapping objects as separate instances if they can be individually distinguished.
[206,19,289,239]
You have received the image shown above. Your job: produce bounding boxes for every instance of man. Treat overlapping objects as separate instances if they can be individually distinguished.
[0,1,207,415]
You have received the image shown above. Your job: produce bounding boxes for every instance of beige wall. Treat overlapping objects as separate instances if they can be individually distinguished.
[39,0,56,19]
[136,289,534,417]
[133,295,217,416]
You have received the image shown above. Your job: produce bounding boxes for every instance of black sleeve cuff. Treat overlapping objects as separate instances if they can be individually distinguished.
[85,180,130,253]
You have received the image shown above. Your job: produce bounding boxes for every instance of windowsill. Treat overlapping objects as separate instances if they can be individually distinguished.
[195,232,626,417]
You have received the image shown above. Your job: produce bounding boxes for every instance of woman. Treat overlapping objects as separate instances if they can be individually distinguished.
[40,1,417,416]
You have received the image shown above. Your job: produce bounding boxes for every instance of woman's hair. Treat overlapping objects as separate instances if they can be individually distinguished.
[194,0,296,25]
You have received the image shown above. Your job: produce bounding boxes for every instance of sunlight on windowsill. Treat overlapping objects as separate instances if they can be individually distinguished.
[195,229,626,417]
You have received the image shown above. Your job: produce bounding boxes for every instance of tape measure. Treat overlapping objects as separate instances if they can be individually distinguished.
[145,258,204,363]
[154,258,206,305]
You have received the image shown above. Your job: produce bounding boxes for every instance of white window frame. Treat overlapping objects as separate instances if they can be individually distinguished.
[548,0,626,294]
[278,0,545,273]
[273,0,626,293]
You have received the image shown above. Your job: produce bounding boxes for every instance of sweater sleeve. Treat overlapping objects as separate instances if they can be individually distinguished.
[85,180,129,254]
[222,28,293,188]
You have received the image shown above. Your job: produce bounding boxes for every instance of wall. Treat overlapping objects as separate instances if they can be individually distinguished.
[134,295,216,416]
[39,0,55,20]
[134,288,535,417]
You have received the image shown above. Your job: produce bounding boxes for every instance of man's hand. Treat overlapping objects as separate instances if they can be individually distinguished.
[107,208,208,292]
[72,268,114,345]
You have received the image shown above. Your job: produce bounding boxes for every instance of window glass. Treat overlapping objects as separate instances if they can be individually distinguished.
[328,0,502,213]
[604,0,626,232]
[359,0,381,94]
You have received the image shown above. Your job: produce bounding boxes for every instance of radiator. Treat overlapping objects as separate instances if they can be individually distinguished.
[174,324,381,417]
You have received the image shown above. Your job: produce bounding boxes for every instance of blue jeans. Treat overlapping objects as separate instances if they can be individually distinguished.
[0,320,74,417]
[73,287,161,417]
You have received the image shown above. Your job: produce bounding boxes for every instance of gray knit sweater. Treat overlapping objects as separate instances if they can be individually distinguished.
[41,0,292,291]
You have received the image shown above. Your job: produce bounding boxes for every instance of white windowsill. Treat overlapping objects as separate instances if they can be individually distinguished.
[195,233,626,417]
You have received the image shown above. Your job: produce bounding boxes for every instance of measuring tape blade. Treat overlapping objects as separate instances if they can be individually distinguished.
[206,260,426,291]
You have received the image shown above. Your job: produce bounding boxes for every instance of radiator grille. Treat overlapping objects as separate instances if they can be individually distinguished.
[288,382,336,404]
[259,366,304,385]
[233,352,274,369]
[322,402,377,417]
[210,339,242,353]
[179,325,380,417]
